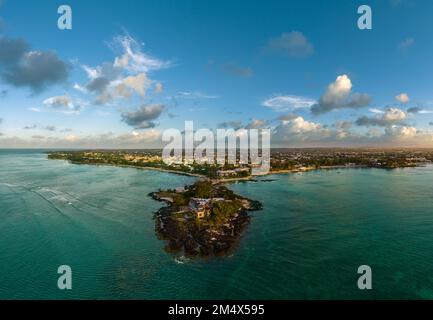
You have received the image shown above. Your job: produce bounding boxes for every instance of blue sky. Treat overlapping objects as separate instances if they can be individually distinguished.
[1,0,433,148]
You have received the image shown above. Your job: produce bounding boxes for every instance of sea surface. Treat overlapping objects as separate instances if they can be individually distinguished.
[1,149,433,299]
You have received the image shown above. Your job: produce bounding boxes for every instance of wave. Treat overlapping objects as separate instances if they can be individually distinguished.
[174,256,190,264]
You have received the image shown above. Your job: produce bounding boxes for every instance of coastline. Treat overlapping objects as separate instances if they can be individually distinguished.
[56,159,427,183]
[65,160,208,179]
[62,160,322,182]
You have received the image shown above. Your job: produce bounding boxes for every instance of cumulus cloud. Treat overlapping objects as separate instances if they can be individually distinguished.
[86,76,111,94]
[0,37,69,92]
[385,125,417,139]
[263,95,316,112]
[245,119,268,129]
[43,95,73,108]
[42,95,84,114]
[355,107,407,127]
[4,51,69,91]
[0,37,29,64]
[380,108,407,122]
[310,75,371,114]
[121,104,165,129]
[270,112,433,147]
[271,115,367,146]
[266,31,314,58]
[273,116,325,143]
[395,93,409,103]
[118,73,150,97]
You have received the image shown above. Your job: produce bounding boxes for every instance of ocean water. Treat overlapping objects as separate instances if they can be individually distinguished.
[1,149,433,299]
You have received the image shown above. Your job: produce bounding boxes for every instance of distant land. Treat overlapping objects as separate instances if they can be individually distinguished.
[47,148,433,181]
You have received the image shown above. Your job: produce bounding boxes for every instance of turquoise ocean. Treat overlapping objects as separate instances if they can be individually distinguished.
[1,149,433,299]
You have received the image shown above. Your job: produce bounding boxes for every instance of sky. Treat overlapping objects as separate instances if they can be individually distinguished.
[1,0,433,148]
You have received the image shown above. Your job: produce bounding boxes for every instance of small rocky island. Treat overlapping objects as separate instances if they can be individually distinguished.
[150,180,262,257]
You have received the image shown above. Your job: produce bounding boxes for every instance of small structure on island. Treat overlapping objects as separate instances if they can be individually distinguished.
[189,198,211,219]
[216,170,237,177]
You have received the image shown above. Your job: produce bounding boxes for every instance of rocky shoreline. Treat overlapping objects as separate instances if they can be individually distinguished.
[149,181,262,258]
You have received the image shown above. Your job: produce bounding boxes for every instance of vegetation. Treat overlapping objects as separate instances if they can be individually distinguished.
[48,148,433,182]
[150,180,262,257]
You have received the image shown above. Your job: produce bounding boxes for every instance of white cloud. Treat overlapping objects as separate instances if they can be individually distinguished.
[385,125,417,139]
[113,73,151,98]
[43,95,73,108]
[383,107,406,122]
[270,113,433,147]
[73,83,87,93]
[111,34,171,73]
[369,108,385,114]
[273,116,326,143]
[42,95,85,114]
[262,95,316,112]
[356,107,407,127]
[311,75,371,114]
[82,65,100,79]
[175,91,219,99]
[75,34,171,106]
[284,116,321,133]
[395,93,409,103]
[323,74,352,103]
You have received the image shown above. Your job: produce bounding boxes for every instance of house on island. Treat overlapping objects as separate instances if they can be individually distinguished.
[189,198,211,219]
[188,198,227,219]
